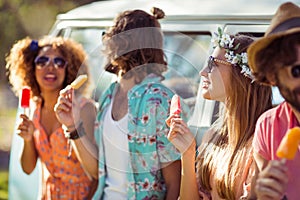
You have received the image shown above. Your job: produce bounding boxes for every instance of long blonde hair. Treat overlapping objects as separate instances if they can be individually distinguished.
[197,34,273,199]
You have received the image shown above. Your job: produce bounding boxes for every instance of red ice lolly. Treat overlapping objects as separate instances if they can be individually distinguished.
[21,87,31,108]
[170,94,181,115]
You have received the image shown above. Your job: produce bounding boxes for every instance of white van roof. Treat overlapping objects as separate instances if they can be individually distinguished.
[57,0,300,21]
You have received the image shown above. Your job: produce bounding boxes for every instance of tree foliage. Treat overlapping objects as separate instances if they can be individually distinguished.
[0,0,99,83]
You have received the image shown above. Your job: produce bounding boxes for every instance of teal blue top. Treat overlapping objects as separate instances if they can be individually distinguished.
[92,74,189,200]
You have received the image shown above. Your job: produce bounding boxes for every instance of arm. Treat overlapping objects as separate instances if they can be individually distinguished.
[162,160,181,200]
[166,115,200,200]
[18,114,38,174]
[54,88,99,179]
[180,146,200,200]
[253,152,288,200]
[71,101,99,179]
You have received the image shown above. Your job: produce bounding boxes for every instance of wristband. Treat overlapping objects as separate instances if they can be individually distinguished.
[64,122,85,140]
[65,129,80,140]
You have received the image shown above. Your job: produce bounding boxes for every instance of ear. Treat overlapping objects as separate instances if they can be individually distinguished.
[266,73,277,86]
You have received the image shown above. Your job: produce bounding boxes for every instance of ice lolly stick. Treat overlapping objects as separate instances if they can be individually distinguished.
[170,94,181,115]
[70,74,88,89]
[276,127,300,160]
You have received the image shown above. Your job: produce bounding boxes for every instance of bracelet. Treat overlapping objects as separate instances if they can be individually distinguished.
[64,122,85,140]
[65,129,80,140]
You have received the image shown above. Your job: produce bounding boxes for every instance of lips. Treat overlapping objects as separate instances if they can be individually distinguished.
[44,74,57,82]
[202,80,210,89]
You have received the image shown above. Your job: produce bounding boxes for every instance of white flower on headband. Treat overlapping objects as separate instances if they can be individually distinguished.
[212,28,234,49]
[221,34,234,48]
[211,27,254,81]
[241,52,248,63]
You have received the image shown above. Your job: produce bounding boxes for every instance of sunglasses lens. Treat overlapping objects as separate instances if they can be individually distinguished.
[54,57,67,68]
[35,56,49,67]
[207,56,214,72]
[34,56,66,69]
[291,65,300,78]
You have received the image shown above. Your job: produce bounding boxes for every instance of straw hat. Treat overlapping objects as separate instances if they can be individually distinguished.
[248,2,300,82]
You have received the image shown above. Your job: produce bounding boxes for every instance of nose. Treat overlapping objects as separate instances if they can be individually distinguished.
[46,60,56,70]
[199,66,209,77]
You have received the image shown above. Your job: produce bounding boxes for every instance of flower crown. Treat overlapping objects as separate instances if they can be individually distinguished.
[211,27,254,80]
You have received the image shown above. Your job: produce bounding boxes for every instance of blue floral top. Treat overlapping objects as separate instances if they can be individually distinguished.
[92,74,189,200]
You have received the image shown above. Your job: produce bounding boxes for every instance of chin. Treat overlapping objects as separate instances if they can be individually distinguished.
[202,92,212,100]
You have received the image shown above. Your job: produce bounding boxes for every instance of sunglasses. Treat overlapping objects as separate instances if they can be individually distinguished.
[290,64,300,78]
[207,56,231,73]
[34,56,67,69]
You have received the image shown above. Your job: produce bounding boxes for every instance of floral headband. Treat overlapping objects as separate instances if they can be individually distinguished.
[211,27,254,81]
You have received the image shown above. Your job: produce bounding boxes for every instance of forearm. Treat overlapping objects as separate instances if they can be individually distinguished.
[165,184,180,200]
[162,160,181,200]
[71,101,98,178]
[21,140,38,174]
[180,150,200,200]
[72,137,98,179]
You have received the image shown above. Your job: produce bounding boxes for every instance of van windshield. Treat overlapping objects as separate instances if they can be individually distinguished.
[57,27,284,131]
[62,28,212,106]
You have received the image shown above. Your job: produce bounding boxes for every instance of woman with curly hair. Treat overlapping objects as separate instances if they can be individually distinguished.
[55,7,187,200]
[166,30,273,199]
[6,36,98,199]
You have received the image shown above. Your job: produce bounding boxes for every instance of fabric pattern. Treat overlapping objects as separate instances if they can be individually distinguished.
[33,98,93,200]
[93,74,188,200]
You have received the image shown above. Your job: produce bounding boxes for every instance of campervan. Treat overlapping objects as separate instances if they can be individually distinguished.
[48,0,289,136]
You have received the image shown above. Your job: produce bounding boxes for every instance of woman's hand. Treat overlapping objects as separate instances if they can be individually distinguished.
[54,87,80,129]
[166,114,196,155]
[255,159,288,200]
[17,114,35,142]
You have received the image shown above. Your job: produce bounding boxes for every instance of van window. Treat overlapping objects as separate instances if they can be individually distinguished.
[58,28,212,106]
[163,32,211,108]
[57,26,284,127]
[62,27,117,100]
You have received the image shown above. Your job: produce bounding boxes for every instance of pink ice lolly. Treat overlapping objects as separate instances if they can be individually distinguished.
[21,87,31,108]
[170,94,181,115]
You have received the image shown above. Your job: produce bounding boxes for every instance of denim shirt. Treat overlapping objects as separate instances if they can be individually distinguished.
[92,74,189,200]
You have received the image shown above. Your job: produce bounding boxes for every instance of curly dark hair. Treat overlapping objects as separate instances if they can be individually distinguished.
[254,33,300,84]
[102,7,167,81]
[6,36,93,99]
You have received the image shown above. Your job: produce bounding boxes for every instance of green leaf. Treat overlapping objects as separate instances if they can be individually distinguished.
[217,27,223,36]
